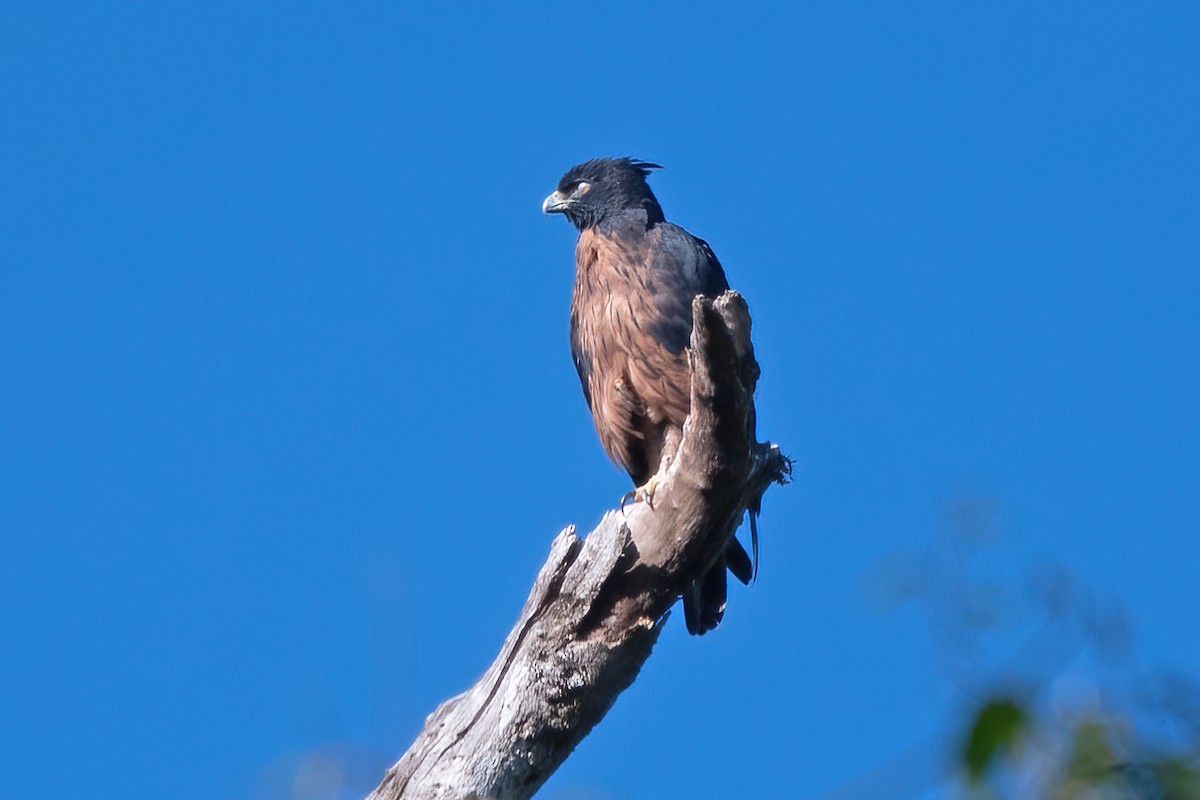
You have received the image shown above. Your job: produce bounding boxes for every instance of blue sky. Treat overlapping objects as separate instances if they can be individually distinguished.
[2,2,1197,798]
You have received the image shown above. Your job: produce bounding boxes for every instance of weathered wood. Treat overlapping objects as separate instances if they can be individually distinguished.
[369,291,789,800]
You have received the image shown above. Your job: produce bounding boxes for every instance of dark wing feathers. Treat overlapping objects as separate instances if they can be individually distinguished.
[646,224,730,355]
[569,329,593,408]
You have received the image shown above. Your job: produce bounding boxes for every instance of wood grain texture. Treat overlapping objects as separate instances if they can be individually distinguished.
[369,291,789,800]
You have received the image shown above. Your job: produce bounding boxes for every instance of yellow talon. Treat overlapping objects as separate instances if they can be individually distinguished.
[620,474,661,514]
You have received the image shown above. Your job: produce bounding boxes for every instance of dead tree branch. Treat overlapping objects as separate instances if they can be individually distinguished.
[370,291,789,800]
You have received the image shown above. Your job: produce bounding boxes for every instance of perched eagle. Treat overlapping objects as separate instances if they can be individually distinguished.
[543,157,758,635]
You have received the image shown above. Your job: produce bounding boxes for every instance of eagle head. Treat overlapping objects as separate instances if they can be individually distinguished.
[542,157,665,230]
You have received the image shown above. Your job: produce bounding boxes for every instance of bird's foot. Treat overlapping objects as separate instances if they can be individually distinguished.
[620,474,661,515]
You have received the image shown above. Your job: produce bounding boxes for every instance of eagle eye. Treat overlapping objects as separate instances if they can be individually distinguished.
[573,181,592,196]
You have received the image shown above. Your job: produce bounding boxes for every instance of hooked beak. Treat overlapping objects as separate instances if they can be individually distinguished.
[542,190,569,215]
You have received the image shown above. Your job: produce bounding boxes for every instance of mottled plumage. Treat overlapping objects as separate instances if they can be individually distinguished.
[543,157,757,635]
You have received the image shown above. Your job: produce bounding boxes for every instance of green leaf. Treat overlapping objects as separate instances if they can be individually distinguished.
[1156,758,1200,800]
[963,698,1027,782]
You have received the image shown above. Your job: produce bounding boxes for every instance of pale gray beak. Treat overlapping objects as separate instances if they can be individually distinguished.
[542,190,569,214]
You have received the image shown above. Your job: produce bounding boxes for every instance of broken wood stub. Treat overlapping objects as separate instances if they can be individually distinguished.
[369,290,789,800]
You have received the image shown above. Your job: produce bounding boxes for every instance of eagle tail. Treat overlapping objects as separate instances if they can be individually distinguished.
[724,536,753,585]
[683,507,761,634]
[683,561,728,635]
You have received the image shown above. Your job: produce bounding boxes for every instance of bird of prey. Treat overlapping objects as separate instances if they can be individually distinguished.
[542,157,758,635]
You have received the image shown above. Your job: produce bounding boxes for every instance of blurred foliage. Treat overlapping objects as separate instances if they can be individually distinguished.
[864,497,1200,799]
[957,702,1200,799]
[963,699,1027,782]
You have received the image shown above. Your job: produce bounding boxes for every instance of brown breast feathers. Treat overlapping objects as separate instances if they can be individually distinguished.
[570,222,691,486]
